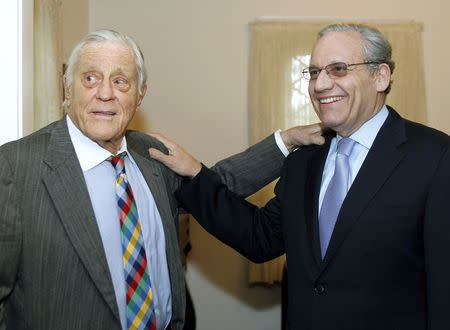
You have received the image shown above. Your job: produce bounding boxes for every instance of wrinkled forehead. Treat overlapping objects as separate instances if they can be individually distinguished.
[310,31,364,66]
[76,40,136,74]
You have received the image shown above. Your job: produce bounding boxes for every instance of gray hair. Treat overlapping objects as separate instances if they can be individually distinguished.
[63,29,147,109]
[318,23,395,94]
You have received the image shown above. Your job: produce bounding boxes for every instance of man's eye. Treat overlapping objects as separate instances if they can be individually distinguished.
[113,77,130,91]
[309,68,321,77]
[114,78,127,85]
[330,63,347,73]
[82,74,99,86]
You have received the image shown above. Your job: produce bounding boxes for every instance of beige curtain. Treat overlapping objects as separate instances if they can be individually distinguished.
[248,20,426,285]
[34,0,63,131]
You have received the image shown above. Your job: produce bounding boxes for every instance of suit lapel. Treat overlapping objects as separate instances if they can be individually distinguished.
[41,120,120,321]
[127,134,179,244]
[321,109,407,266]
[127,135,185,324]
[305,135,333,267]
[128,148,177,236]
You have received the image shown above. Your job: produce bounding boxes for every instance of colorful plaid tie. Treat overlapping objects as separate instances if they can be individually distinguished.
[110,152,157,330]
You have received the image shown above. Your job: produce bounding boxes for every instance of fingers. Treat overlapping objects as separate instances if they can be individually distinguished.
[308,124,326,145]
[281,122,326,150]
[311,134,326,145]
[306,123,323,134]
[305,123,325,135]
[148,146,180,172]
[148,133,181,157]
[148,148,172,165]
[148,132,168,144]
[147,132,201,178]
[148,132,177,153]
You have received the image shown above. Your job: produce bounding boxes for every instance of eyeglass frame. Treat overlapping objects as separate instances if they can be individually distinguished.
[301,61,383,81]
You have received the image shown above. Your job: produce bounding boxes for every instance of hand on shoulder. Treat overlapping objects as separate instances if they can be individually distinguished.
[148,133,202,178]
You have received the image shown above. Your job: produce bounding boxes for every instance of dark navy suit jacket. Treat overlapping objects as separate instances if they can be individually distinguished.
[177,107,450,330]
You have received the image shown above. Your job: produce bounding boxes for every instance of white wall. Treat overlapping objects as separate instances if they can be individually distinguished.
[0,0,37,143]
[61,0,88,62]
[0,1,20,144]
[73,0,450,329]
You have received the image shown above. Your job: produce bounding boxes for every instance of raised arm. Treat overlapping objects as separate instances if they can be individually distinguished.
[148,123,324,197]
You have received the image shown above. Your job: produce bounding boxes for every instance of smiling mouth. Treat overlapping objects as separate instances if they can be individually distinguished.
[319,96,344,104]
[92,111,116,116]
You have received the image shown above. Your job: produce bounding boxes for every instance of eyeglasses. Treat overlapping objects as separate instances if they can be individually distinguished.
[302,61,382,81]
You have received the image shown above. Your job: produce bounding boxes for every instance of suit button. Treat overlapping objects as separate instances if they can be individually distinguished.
[315,284,326,295]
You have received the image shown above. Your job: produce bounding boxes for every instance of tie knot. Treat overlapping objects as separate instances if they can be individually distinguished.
[337,138,355,157]
[110,152,127,175]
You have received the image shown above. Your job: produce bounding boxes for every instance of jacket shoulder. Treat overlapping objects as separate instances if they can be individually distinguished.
[404,119,450,146]
[0,120,62,162]
[126,131,169,156]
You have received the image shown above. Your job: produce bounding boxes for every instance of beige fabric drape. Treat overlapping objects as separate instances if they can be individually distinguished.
[34,0,63,131]
[248,20,426,285]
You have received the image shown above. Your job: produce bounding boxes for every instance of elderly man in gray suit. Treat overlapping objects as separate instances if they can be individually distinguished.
[0,30,323,330]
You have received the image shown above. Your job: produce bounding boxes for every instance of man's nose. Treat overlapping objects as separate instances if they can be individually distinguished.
[314,70,334,92]
[96,79,115,100]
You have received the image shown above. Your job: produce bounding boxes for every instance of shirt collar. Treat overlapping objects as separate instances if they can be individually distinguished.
[66,115,128,172]
[336,105,389,149]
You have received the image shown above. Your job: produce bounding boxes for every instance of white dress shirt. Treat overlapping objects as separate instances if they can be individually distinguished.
[319,105,389,212]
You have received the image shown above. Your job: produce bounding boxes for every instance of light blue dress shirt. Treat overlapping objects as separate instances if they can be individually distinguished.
[319,105,389,212]
[67,116,171,330]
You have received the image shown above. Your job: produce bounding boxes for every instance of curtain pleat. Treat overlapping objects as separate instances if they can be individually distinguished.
[33,0,63,131]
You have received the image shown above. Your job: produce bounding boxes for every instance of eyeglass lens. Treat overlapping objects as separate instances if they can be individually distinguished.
[305,62,348,80]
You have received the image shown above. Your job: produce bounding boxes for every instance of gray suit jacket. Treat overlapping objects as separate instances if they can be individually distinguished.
[0,118,284,330]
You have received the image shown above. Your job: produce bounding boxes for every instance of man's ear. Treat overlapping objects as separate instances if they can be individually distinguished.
[64,79,72,107]
[375,63,391,93]
[137,84,147,109]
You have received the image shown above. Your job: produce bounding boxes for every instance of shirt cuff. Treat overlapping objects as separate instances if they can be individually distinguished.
[274,129,290,157]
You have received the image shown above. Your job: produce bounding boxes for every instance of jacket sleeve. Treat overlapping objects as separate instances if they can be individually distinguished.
[211,134,284,198]
[176,165,285,263]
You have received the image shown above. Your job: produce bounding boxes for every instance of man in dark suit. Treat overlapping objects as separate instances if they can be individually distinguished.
[151,24,450,329]
[0,30,324,329]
